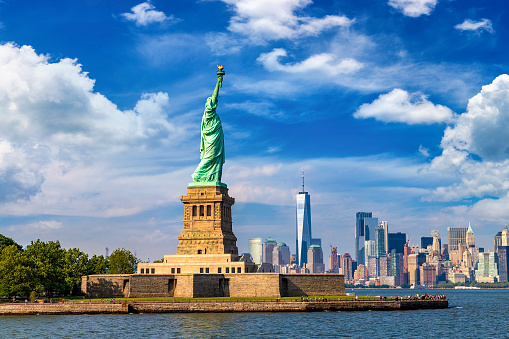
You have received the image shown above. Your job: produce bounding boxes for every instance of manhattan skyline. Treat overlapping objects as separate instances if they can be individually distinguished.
[0,0,507,259]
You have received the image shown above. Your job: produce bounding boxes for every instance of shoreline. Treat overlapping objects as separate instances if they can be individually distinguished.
[0,299,448,315]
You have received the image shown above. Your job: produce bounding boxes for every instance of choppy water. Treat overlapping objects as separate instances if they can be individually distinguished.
[0,289,507,338]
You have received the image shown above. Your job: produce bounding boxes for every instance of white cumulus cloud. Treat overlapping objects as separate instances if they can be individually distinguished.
[455,19,494,34]
[388,0,438,17]
[121,1,177,27]
[257,48,363,75]
[0,42,194,212]
[429,75,509,202]
[221,0,353,43]
[354,88,455,124]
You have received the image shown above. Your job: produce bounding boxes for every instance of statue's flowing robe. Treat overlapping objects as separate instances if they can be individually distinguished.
[191,96,225,183]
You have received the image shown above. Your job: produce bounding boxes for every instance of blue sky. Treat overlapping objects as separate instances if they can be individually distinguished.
[0,0,508,261]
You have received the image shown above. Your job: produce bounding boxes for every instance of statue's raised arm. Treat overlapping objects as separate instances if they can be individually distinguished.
[190,66,227,187]
[210,65,224,107]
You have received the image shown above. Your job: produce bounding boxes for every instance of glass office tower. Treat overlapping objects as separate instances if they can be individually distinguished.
[296,188,311,266]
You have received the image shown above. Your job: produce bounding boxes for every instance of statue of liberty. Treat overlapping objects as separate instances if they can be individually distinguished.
[190,66,226,187]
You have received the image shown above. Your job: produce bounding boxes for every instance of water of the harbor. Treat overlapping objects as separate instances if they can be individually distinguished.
[1,289,507,338]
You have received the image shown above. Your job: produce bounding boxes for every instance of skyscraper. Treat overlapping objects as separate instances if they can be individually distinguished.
[466,223,475,248]
[272,242,291,267]
[375,226,386,258]
[295,172,320,266]
[329,246,339,272]
[262,237,277,264]
[307,245,325,273]
[379,221,389,253]
[498,226,509,282]
[355,212,373,265]
[342,253,353,282]
[249,238,263,264]
[388,232,406,254]
[448,226,468,251]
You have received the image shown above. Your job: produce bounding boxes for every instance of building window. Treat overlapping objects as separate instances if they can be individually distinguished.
[206,268,209,273]
[200,205,204,216]
[245,268,248,273]
[171,268,175,274]
[226,267,229,273]
[177,268,181,274]
[200,268,204,273]
[146,269,149,274]
[207,205,211,216]
[231,267,235,273]
[151,268,155,274]
[192,205,197,217]
[198,250,202,254]
[218,267,222,273]
[140,268,144,274]
[238,268,242,273]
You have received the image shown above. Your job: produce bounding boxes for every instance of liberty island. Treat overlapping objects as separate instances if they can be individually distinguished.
[80,66,346,300]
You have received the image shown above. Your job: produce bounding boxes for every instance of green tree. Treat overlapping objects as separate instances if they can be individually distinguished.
[0,234,22,252]
[87,254,109,275]
[63,248,89,295]
[108,248,140,274]
[25,240,66,297]
[0,245,32,297]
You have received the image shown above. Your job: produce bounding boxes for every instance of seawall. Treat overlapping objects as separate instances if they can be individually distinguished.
[0,299,447,315]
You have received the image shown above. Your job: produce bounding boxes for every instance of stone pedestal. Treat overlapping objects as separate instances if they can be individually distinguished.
[177,185,238,256]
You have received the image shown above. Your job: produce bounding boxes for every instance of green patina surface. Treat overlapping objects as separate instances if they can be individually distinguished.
[191,68,226,187]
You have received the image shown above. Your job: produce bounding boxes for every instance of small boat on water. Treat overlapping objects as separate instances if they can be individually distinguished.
[454,286,481,289]
[410,284,426,289]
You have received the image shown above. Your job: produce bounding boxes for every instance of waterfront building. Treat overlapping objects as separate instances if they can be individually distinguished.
[248,238,263,264]
[498,226,509,282]
[391,249,404,286]
[448,226,468,251]
[498,246,509,282]
[342,253,353,282]
[355,212,372,266]
[475,251,498,281]
[375,226,386,258]
[272,242,291,267]
[388,232,406,254]
[307,245,325,273]
[262,237,277,264]
[379,221,389,253]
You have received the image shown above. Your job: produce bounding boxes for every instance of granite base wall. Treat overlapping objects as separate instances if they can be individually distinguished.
[81,275,131,298]
[82,273,345,298]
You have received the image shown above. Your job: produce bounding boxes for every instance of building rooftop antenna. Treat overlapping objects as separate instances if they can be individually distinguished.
[302,169,305,192]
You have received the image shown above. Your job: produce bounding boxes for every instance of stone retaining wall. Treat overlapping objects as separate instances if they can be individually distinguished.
[0,299,448,315]
[0,303,126,315]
